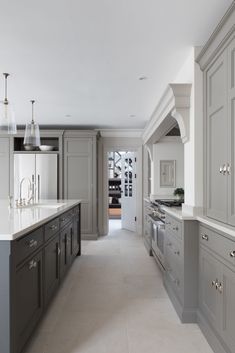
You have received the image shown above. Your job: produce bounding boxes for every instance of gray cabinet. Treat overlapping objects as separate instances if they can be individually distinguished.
[227,37,235,226]
[0,137,10,198]
[206,50,228,222]
[13,251,43,353]
[164,214,198,323]
[201,29,235,226]
[199,247,221,332]
[198,224,235,353]
[44,234,60,307]
[0,204,81,353]
[64,131,97,239]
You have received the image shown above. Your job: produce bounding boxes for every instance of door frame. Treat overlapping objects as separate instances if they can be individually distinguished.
[98,139,143,236]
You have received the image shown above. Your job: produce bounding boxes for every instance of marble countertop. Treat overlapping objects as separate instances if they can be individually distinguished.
[161,206,196,220]
[0,199,81,241]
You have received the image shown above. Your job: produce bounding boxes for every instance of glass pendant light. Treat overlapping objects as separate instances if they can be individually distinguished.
[0,73,17,134]
[23,100,41,149]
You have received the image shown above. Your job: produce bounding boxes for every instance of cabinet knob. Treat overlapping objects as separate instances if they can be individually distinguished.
[28,259,37,270]
[57,246,61,255]
[202,234,209,241]
[217,282,223,293]
[230,251,235,258]
[211,280,216,287]
[28,239,38,248]
[219,164,227,175]
[174,250,180,256]
[173,226,178,231]
[50,224,58,231]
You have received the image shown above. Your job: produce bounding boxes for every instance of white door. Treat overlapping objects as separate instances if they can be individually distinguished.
[121,152,136,232]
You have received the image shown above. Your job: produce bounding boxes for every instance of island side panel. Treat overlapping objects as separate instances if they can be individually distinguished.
[0,241,12,353]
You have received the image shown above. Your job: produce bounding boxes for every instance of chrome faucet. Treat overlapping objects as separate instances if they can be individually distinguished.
[16,177,33,207]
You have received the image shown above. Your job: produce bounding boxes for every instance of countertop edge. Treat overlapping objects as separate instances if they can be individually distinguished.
[0,200,81,241]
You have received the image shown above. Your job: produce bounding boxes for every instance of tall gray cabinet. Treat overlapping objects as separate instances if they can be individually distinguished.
[63,130,97,239]
[0,136,10,198]
[203,37,235,225]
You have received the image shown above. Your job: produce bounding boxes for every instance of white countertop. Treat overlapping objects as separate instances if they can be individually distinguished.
[162,206,196,220]
[0,199,81,241]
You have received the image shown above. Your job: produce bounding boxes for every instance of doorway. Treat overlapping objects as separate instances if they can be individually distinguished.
[108,151,137,232]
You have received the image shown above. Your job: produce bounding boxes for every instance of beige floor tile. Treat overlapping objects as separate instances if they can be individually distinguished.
[25,219,213,353]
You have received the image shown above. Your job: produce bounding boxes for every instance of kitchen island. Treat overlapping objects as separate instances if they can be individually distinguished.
[0,200,81,353]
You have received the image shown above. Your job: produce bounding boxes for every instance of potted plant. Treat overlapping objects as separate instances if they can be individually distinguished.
[174,188,184,201]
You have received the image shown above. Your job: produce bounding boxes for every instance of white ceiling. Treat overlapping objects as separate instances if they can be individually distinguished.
[0,0,232,128]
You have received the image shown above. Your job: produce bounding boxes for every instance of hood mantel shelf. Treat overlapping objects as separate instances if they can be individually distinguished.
[142,84,192,153]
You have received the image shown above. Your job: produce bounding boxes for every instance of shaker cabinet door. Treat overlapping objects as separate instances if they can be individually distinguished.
[199,247,222,332]
[227,37,235,226]
[206,51,228,223]
[13,251,43,353]
[220,264,235,352]
[44,235,60,306]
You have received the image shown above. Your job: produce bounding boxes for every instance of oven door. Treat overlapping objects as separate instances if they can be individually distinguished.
[152,221,165,271]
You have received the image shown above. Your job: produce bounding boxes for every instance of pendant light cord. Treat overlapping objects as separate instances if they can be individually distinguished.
[3,73,9,105]
[31,100,35,124]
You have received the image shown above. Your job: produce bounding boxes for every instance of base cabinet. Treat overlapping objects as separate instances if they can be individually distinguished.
[199,224,235,353]
[44,235,60,307]
[0,204,81,353]
[13,251,43,353]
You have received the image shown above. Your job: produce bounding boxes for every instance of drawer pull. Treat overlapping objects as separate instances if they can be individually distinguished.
[50,224,58,231]
[217,282,223,293]
[28,260,37,270]
[174,250,180,256]
[57,246,61,255]
[202,234,209,241]
[230,251,235,258]
[28,239,38,248]
[173,226,178,231]
[61,218,68,223]
[211,280,216,287]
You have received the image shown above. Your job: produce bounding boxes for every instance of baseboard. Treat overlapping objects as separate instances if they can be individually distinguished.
[81,233,98,240]
[164,276,197,323]
[197,310,229,353]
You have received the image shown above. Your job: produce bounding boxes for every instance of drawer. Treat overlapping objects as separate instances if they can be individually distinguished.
[72,205,80,216]
[165,262,184,303]
[45,217,59,242]
[165,233,183,266]
[60,209,74,228]
[199,224,235,267]
[165,215,182,240]
[14,227,44,265]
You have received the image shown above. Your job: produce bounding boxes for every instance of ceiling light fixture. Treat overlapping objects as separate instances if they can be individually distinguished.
[24,100,41,149]
[139,76,148,81]
[0,73,17,134]
[129,114,136,118]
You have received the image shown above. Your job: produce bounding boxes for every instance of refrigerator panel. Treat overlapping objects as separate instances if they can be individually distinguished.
[36,154,58,200]
[14,154,36,201]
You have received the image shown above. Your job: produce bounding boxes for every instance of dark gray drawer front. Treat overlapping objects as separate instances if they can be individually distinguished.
[60,209,73,228]
[14,227,44,266]
[199,224,235,268]
[45,218,59,242]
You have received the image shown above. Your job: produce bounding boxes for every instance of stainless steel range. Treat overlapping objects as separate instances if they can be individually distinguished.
[148,199,183,271]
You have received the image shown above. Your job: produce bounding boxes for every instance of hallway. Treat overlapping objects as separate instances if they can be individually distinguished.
[25,222,213,353]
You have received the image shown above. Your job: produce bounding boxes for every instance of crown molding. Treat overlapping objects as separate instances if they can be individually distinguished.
[97,129,143,138]
[196,2,235,70]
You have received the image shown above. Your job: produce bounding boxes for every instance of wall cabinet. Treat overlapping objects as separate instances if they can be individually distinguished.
[203,34,235,226]
[199,224,235,353]
[64,131,97,239]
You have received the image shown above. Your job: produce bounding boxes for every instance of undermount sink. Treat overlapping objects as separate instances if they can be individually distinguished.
[35,203,67,209]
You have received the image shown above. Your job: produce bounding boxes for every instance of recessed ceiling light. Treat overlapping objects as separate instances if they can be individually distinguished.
[65,114,71,118]
[129,114,136,118]
[139,76,148,81]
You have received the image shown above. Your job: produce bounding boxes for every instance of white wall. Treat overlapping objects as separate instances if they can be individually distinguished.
[151,136,184,197]
[173,47,203,214]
